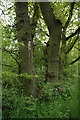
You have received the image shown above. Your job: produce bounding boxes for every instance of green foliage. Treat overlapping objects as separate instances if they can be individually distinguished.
[3,88,36,118]
[19,72,33,80]
[1,1,79,119]
[2,70,78,118]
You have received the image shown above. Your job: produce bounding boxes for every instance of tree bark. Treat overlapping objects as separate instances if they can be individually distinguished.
[15,2,36,96]
[59,32,67,78]
[40,3,62,83]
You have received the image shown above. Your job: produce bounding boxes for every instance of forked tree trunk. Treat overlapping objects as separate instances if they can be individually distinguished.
[15,2,36,96]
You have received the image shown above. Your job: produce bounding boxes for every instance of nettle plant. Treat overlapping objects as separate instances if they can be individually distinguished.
[37,79,72,102]
[53,82,72,100]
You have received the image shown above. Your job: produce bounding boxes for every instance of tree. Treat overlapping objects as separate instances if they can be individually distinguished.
[39,2,79,81]
[2,1,79,95]
[1,1,79,118]
[15,2,36,96]
[39,3,62,83]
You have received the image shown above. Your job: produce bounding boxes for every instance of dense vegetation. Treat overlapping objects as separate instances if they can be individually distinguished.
[0,1,80,119]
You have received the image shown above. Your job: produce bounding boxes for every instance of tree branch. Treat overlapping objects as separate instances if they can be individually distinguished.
[39,28,49,37]
[74,46,80,51]
[64,2,75,29]
[39,2,61,33]
[70,56,80,65]
[66,26,80,41]
[2,48,19,65]
[65,35,79,54]
[2,63,11,67]
[31,3,40,39]
[2,63,17,73]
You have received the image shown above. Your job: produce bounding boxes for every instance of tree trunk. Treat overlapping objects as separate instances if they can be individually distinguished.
[15,2,36,96]
[47,28,61,82]
[39,3,62,83]
[59,32,67,79]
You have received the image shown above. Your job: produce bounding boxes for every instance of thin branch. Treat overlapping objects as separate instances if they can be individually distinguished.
[64,2,75,29]
[65,35,79,54]
[36,17,49,37]
[2,63,11,67]
[2,48,19,65]
[39,28,49,37]
[70,56,80,65]
[66,26,80,41]
[74,46,80,51]
[2,63,17,73]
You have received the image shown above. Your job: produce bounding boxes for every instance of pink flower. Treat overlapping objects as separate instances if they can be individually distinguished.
[56,88,58,91]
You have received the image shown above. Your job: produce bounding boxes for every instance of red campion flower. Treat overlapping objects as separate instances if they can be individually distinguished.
[56,88,58,91]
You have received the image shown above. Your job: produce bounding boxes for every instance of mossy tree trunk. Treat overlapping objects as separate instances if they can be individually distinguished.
[15,2,36,96]
[40,3,62,83]
[59,31,67,79]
